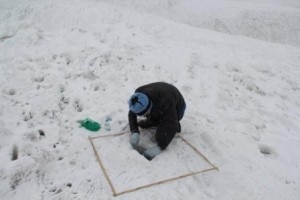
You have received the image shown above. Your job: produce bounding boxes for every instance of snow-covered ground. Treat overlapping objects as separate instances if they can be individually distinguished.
[0,0,300,199]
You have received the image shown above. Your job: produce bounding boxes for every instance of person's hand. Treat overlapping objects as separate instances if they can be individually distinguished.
[130,132,140,150]
[143,146,162,161]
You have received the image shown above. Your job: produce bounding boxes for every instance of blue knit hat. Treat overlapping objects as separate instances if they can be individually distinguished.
[128,92,152,116]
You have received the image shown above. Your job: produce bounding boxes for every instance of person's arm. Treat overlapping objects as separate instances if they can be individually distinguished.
[128,111,140,150]
[128,110,139,133]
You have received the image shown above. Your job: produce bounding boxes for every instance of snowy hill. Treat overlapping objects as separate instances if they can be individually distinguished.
[99,0,300,46]
[0,0,300,199]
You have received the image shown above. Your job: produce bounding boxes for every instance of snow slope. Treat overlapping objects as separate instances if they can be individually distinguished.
[0,0,300,199]
[100,0,300,46]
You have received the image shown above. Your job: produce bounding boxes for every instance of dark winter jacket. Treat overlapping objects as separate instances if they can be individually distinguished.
[128,82,186,150]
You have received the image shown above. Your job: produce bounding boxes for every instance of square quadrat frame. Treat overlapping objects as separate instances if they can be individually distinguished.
[89,131,218,197]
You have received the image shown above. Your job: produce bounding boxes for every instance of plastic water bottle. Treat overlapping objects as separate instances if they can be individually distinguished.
[104,116,112,131]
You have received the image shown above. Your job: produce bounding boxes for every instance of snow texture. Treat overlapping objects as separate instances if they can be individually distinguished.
[0,0,300,199]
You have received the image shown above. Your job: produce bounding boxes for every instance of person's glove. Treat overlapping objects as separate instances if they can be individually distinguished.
[130,132,140,150]
[143,146,162,161]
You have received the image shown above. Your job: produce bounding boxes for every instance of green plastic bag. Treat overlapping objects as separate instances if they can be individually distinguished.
[78,118,101,132]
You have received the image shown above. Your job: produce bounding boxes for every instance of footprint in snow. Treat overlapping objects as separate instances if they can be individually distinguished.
[59,84,65,93]
[23,110,33,121]
[259,144,276,158]
[73,99,83,112]
[182,84,192,94]
[32,77,44,83]
[58,95,69,111]
[8,88,16,95]
[23,129,46,142]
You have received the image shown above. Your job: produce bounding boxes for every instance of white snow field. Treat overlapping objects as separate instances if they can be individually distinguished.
[0,0,300,199]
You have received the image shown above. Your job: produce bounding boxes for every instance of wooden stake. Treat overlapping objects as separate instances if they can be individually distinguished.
[89,136,117,196]
[177,135,219,171]
[89,131,129,140]
[114,167,217,196]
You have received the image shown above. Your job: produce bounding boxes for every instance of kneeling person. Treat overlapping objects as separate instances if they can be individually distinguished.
[128,82,186,160]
